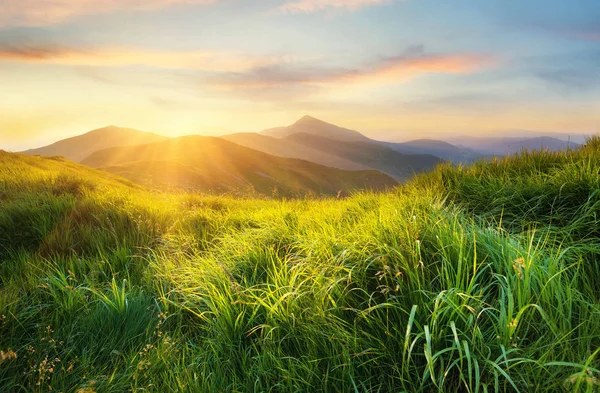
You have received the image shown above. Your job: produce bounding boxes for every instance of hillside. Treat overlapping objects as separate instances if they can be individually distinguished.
[1,140,600,392]
[222,132,369,171]
[285,133,443,181]
[20,126,169,162]
[81,136,397,196]
[224,132,443,181]
[261,115,371,142]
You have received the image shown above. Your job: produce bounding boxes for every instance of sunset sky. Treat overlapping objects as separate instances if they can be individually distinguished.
[1,0,599,151]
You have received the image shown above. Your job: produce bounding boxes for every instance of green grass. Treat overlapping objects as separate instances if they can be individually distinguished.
[1,140,600,392]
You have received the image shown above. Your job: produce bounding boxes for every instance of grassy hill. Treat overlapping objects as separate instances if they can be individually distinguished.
[19,126,169,163]
[1,138,600,392]
[81,135,397,197]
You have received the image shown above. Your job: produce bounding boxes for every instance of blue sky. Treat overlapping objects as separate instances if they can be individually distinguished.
[0,0,599,150]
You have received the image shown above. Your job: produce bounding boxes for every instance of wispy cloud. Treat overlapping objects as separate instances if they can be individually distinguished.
[0,42,287,72]
[0,0,216,27]
[213,47,496,90]
[279,0,394,14]
[569,31,600,41]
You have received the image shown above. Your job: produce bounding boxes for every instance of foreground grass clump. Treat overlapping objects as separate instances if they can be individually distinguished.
[1,144,600,392]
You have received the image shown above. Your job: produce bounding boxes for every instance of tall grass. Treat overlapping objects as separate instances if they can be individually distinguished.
[1,143,600,392]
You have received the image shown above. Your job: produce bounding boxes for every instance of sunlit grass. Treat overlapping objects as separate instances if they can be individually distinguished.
[1,141,600,392]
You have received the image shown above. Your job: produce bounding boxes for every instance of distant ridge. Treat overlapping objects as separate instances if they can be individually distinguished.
[447,136,581,155]
[259,116,480,163]
[384,139,483,163]
[20,126,169,163]
[222,132,370,171]
[284,133,443,181]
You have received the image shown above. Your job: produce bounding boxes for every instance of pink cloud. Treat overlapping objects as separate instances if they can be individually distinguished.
[279,0,394,14]
[213,52,498,91]
[0,43,285,72]
[0,0,216,27]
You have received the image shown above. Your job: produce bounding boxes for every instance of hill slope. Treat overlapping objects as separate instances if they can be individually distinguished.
[20,126,169,162]
[222,132,369,171]
[2,140,600,392]
[224,132,443,181]
[81,136,397,196]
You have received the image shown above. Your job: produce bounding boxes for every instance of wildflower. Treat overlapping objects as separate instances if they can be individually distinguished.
[0,349,17,365]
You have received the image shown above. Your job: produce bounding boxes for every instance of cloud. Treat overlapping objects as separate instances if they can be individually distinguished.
[0,0,216,27]
[524,50,600,93]
[279,0,394,14]
[0,42,285,72]
[569,31,600,41]
[213,48,496,90]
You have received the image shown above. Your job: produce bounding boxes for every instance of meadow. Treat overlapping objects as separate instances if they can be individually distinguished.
[1,139,599,392]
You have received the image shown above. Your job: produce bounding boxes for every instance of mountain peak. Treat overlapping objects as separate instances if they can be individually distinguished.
[294,115,330,126]
[86,125,132,135]
[261,116,370,142]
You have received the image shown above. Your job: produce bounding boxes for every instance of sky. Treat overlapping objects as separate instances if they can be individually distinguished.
[1,0,599,150]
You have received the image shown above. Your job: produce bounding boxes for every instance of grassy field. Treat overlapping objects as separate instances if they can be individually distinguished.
[1,140,599,392]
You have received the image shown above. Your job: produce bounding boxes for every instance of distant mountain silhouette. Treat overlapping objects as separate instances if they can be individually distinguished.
[260,116,479,163]
[222,133,369,171]
[20,126,168,162]
[81,136,397,197]
[448,136,581,155]
[261,116,371,142]
[284,133,442,181]
[383,139,483,163]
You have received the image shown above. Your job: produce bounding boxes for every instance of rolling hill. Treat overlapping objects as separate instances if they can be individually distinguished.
[81,136,397,196]
[2,139,600,392]
[20,126,169,162]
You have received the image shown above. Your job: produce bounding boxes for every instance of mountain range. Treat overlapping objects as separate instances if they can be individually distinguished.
[80,135,397,197]
[16,115,586,197]
[446,136,581,155]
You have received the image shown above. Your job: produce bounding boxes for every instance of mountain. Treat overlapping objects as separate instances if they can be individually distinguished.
[447,136,581,155]
[383,139,483,163]
[20,126,169,162]
[222,133,369,171]
[81,136,397,197]
[283,133,443,181]
[260,116,479,163]
[261,115,371,142]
